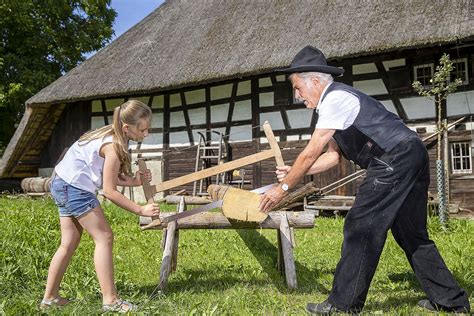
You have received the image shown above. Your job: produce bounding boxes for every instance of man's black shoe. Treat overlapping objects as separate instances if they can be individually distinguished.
[306,300,355,315]
[417,299,471,313]
[417,299,438,311]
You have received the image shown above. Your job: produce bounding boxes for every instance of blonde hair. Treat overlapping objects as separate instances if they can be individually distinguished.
[79,100,152,175]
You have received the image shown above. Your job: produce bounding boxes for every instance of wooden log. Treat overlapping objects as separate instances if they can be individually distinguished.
[207,185,267,222]
[164,195,212,205]
[140,211,315,230]
[279,211,297,289]
[272,182,320,211]
[21,177,51,193]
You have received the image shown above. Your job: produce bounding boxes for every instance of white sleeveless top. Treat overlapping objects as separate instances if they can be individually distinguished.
[55,135,114,193]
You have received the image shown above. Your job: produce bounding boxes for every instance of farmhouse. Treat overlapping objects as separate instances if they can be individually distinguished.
[1,0,474,208]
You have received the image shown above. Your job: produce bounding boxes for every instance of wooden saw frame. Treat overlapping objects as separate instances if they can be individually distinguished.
[137,121,314,290]
[137,120,284,205]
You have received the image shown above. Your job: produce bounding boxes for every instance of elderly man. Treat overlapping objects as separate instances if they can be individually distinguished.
[260,46,470,314]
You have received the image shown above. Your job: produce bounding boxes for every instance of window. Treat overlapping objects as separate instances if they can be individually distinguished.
[450,58,469,85]
[414,64,434,87]
[451,142,472,174]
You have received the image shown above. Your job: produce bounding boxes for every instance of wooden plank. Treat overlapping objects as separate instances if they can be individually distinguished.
[159,210,178,291]
[164,195,212,205]
[137,159,156,203]
[262,121,285,167]
[140,211,315,230]
[279,211,297,289]
[153,149,275,193]
[171,197,185,272]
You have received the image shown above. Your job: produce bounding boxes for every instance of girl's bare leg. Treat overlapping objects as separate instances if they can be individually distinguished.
[43,217,83,304]
[78,206,118,304]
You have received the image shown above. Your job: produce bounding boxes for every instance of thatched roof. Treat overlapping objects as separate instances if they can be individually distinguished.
[2,0,474,178]
[27,0,474,106]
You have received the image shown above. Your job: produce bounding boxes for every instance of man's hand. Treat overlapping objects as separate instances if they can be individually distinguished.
[259,185,288,213]
[276,165,292,182]
[140,203,160,217]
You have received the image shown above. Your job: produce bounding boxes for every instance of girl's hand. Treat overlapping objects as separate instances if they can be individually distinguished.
[276,165,292,182]
[134,169,152,186]
[140,203,160,217]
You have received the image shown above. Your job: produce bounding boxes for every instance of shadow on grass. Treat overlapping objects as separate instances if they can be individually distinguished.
[138,228,333,296]
[387,271,420,289]
[139,269,277,295]
[235,229,331,294]
[366,292,425,313]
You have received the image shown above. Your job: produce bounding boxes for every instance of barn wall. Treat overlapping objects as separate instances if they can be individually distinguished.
[39,101,91,169]
[36,44,474,208]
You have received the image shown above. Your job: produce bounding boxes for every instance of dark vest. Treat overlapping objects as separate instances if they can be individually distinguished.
[321,82,417,169]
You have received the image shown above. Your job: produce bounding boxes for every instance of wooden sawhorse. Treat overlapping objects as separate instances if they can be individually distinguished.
[140,197,315,291]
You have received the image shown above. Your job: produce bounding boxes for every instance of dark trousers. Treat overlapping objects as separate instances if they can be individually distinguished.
[328,137,470,312]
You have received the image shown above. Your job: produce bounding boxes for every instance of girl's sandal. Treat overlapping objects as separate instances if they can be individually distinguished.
[102,299,138,313]
[39,297,71,309]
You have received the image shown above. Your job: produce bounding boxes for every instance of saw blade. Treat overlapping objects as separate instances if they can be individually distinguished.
[250,183,276,194]
[162,200,223,223]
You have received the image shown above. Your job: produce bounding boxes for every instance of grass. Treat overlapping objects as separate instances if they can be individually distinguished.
[0,194,473,315]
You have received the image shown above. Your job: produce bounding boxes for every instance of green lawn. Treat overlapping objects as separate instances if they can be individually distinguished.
[0,195,472,315]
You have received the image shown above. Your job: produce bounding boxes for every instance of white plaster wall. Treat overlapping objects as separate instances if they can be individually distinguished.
[233,100,252,120]
[211,83,232,100]
[170,93,181,107]
[170,131,189,145]
[400,96,435,119]
[142,133,162,146]
[447,91,474,116]
[259,77,272,87]
[382,59,405,71]
[92,100,102,112]
[170,111,186,127]
[188,107,206,125]
[105,98,123,111]
[260,112,284,130]
[151,95,164,108]
[259,92,274,107]
[127,159,163,203]
[353,79,388,95]
[91,116,105,130]
[286,108,313,128]
[380,100,398,115]
[229,125,252,141]
[211,103,230,122]
[353,63,377,74]
[185,89,205,104]
[237,81,250,95]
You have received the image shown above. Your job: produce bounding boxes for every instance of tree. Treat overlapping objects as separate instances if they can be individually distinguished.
[412,53,462,227]
[0,0,116,153]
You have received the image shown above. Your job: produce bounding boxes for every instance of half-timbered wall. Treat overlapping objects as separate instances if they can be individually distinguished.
[40,44,474,208]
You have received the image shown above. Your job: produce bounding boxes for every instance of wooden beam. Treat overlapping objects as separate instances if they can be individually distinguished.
[140,211,315,230]
[375,61,408,120]
[152,149,275,194]
[263,121,284,167]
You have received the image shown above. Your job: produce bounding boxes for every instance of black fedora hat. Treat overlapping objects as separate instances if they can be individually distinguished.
[276,45,344,76]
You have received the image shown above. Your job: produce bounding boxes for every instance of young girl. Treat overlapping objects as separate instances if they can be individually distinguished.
[41,100,160,312]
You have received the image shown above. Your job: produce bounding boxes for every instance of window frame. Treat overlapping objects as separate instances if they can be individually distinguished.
[450,58,469,85]
[413,63,434,88]
[450,141,472,174]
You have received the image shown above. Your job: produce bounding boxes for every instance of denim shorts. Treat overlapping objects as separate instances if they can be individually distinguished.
[50,176,100,218]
